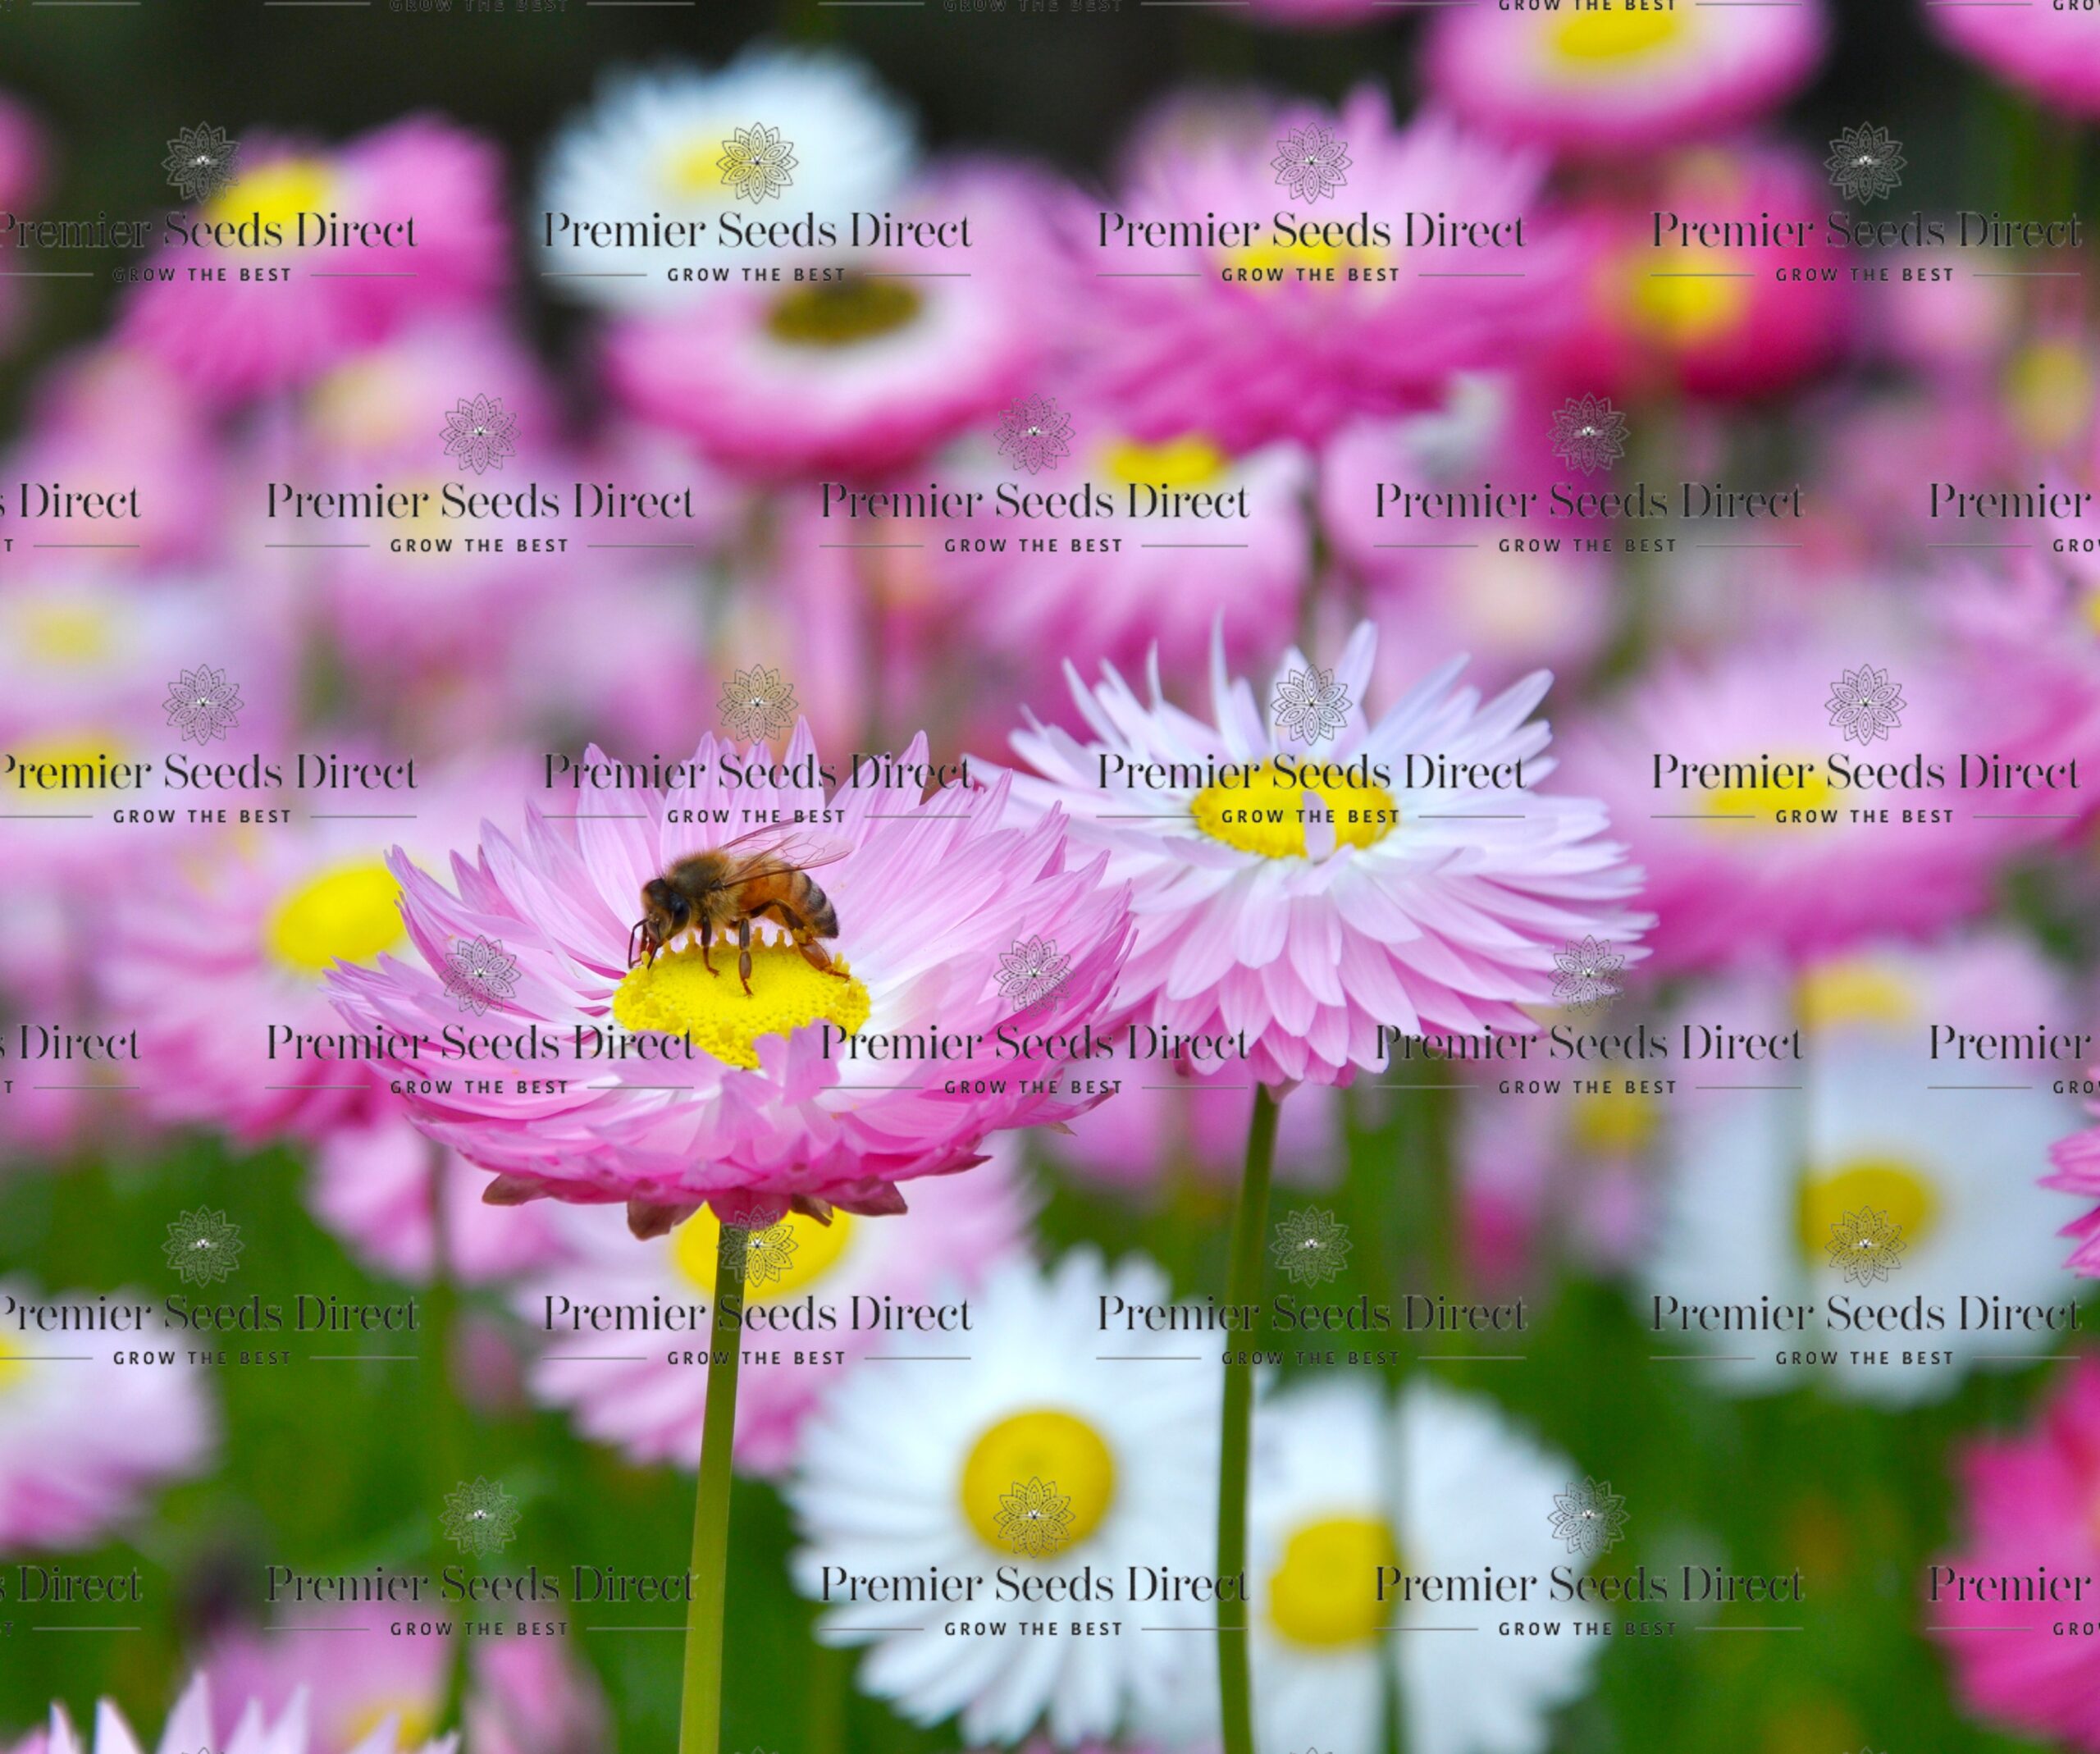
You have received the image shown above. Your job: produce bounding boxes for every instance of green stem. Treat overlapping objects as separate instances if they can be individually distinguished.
[424,1153,470,1734]
[1217,1086,1281,1754]
[678,1222,750,1754]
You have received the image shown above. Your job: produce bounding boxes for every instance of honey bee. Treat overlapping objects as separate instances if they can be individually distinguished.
[628,824,853,997]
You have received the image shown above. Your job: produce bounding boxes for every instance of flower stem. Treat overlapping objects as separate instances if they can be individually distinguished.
[1217,1085,1281,1754]
[679,1222,749,1754]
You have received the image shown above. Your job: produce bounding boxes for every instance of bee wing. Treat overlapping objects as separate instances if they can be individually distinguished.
[699,823,855,884]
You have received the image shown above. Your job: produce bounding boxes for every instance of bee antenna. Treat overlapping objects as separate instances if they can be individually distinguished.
[628,919,644,966]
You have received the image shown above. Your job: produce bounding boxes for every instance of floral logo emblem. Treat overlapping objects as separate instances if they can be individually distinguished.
[441,393,518,476]
[718,123,797,205]
[163,1208,243,1286]
[1272,664,1351,747]
[441,1477,521,1558]
[1271,1208,1351,1288]
[996,934,1073,1015]
[1551,936,1625,1013]
[1826,124,1906,204]
[719,665,799,744]
[1550,1478,1628,1559]
[164,663,243,747]
[994,394,1074,476]
[742,1222,800,1293]
[163,124,240,203]
[1826,662,1906,746]
[996,1478,1075,1558]
[1271,123,1351,205]
[1550,395,1629,477]
[1826,1209,1906,1286]
[443,936,520,1016]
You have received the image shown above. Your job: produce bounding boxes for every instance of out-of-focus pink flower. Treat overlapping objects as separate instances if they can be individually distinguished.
[16,1674,452,1754]
[522,1140,1030,1475]
[329,726,1131,1234]
[1002,623,1650,1086]
[1425,1,1825,156]
[123,117,507,401]
[1071,93,1566,451]
[1929,1356,2100,1746]
[1930,2,2100,118]
[0,1280,214,1549]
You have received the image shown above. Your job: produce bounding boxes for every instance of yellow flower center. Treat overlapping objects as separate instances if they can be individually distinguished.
[670,1206,857,1300]
[1704,758,1834,829]
[1626,242,1751,349]
[2006,338,2095,454]
[12,604,114,665]
[1569,1087,1659,1156]
[666,135,736,198]
[961,1409,1116,1556]
[264,861,405,976]
[1551,8,1685,63]
[765,277,924,349]
[1102,436,1229,491]
[0,1335,29,1393]
[1267,1514,1402,1648]
[1190,763,1398,860]
[611,941,870,1071]
[206,158,334,231]
[1796,959,1915,1031]
[7,733,128,793]
[343,1699,439,1750]
[1796,1157,1938,1266]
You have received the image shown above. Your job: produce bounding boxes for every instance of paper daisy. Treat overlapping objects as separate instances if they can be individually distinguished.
[19,1673,456,1754]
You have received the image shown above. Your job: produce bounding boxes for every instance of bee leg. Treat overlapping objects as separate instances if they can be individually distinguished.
[737,916,756,997]
[699,916,719,977]
[795,931,849,980]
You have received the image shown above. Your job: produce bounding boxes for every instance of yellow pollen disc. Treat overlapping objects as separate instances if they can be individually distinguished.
[13,604,114,665]
[1190,762,1397,860]
[1102,436,1229,491]
[2006,339,2095,454]
[343,1700,438,1750]
[612,941,870,1071]
[1550,7,1684,63]
[1796,958,1915,1031]
[666,134,735,198]
[961,1409,1116,1556]
[670,1205,857,1300]
[0,1335,28,1392]
[765,277,924,349]
[207,158,334,231]
[1627,244,1751,348]
[9,734,127,793]
[264,861,405,976]
[1796,1157,1938,1265]
[1267,1515,1402,1648]
[1569,1087,1659,1156]
[1703,759,1833,829]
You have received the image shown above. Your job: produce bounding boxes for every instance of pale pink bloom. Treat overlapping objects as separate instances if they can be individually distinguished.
[1001,622,1650,1086]
[522,1140,1030,1475]
[1931,2,2100,117]
[1426,1,1826,155]
[0,1280,214,1548]
[1071,93,1567,450]
[122,117,507,400]
[1929,1356,2100,1746]
[16,1674,451,1754]
[328,725,1131,1233]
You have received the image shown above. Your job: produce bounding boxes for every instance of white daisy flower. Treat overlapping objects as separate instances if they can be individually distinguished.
[537,47,915,308]
[788,1249,1221,1747]
[1248,1377,1600,1754]
[1644,936,2083,1407]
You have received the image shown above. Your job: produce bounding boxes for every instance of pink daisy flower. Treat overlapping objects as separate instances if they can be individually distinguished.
[327,724,1131,1234]
[121,116,507,402]
[1072,93,1566,451]
[13,1674,451,1754]
[521,1138,1030,1475]
[0,1280,214,1549]
[1929,1356,2100,1747]
[1931,2,2100,119]
[1425,0,1827,157]
[1000,622,1650,1087]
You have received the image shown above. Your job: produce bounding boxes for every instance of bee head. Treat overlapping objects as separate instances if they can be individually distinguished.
[632,878,692,966]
